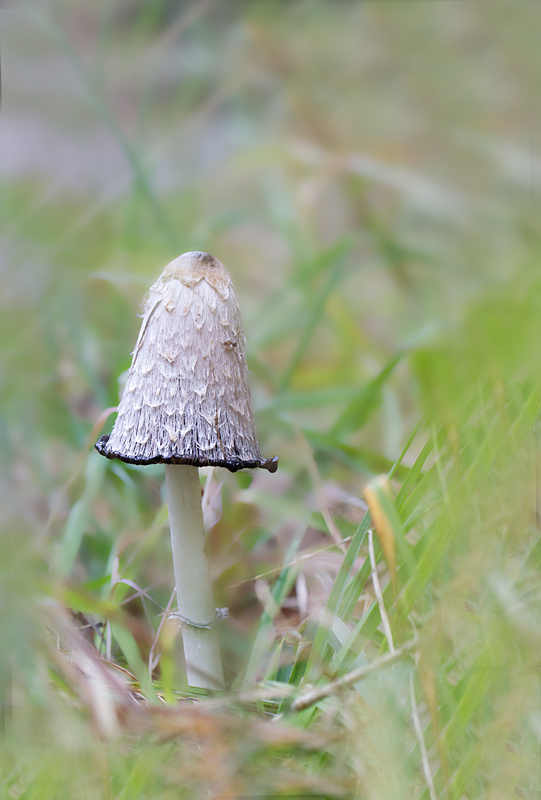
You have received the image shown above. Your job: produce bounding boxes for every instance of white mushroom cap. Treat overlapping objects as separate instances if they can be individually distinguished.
[96,252,278,473]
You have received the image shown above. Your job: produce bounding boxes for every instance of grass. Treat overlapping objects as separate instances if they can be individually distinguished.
[2,1,541,798]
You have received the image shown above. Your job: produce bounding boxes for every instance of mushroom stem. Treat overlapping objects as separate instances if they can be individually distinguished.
[165,464,225,690]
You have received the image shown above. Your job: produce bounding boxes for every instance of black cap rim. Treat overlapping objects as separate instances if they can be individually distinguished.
[95,435,278,473]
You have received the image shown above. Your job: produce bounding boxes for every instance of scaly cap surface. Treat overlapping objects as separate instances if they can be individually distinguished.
[96,252,278,473]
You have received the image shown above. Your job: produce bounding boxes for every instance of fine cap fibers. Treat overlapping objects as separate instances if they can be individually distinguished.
[96,251,278,473]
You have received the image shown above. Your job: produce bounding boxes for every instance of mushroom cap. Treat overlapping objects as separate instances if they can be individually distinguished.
[96,252,278,473]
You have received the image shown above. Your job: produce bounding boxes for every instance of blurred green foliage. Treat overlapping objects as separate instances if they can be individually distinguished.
[1,1,540,798]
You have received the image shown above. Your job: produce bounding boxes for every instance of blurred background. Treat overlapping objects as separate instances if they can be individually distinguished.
[1,2,540,798]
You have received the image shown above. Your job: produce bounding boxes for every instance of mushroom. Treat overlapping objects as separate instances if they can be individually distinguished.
[96,251,278,690]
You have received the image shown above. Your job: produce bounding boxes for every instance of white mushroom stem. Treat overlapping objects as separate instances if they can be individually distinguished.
[165,464,225,690]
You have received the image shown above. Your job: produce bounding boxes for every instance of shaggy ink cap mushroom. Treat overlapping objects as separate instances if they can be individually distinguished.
[96,251,278,474]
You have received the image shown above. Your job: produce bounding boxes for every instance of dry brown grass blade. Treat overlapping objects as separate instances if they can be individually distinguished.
[44,603,138,738]
[292,638,417,712]
[87,406,118,449]
[44,602,342,748]
[365,475,398,596]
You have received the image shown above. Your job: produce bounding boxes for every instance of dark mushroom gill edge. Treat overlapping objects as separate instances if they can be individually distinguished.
[95,435,279,474]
